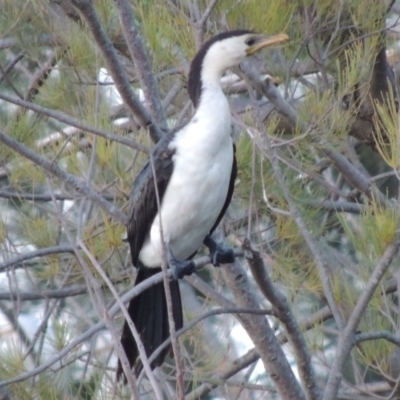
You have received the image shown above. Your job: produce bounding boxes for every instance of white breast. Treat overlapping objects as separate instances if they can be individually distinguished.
[139,88,233,267]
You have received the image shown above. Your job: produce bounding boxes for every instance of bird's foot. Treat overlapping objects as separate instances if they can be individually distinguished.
[167,247,195,280]
[204,235,235,266]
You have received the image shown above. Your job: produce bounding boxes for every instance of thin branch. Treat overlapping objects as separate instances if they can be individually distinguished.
[194,0,219,45]
[0,129,127,224]
[0,62,23,99]
[0,285,88,301]
[77,238,161,399]
[355,331,400,346]
[0,190,116,202]
[0,245,74,272]
[0,51,24,85]
[0,91,147,152]
[71,0,164,142]
[301,199,363,214]
[114,0,167,133]
[148,149,185,398]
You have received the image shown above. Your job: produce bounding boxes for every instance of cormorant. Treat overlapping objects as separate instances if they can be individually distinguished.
[118,30,288,378]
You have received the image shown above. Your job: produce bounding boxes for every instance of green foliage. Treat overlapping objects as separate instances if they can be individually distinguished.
[0,342,25,380]
[340,200,399,264]
[0,114,38,160]
[135,0,194,66]
[51,317,72,351]
[217,0,295,35]
[372,88,400,169]
[0,1,35,41]
[9,164,46,197]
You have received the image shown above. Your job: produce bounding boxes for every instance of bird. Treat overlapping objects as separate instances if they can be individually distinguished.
[117,30,289,378]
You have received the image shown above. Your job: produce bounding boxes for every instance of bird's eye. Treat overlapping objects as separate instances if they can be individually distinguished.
[246,38,256,46]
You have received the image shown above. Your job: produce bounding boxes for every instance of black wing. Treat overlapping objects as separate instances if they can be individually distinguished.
[209,144,237,234]
[127,135,175,266]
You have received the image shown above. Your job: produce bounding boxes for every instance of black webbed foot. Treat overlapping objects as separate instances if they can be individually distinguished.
[167,246,195,279]
[203,234,235,266]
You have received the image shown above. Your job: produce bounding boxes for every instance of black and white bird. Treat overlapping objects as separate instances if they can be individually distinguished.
[117,30,288,377]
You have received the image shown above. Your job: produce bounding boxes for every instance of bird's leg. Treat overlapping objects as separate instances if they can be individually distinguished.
[203,234,235,266]
[167,245,195,280]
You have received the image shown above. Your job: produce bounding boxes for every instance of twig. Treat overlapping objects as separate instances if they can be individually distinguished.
[77,239,162,399]
[0,51,24,85]
[114,0,167,133]
[0,190,115,202]
[355,331,400,346]
[0,285,88,301]
[0,245,74,272]
[193,0,219,45]
[148,147,185,399]
[0,91,147,152]
[301,199,363,214]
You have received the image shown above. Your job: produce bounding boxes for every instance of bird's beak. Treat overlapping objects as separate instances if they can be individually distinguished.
[246,33,289,56]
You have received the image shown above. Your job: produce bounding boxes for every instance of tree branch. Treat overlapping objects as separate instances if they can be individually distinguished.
[0,285,88,301]
[0,245,74,272]
[0,91,147,152]
[221,260,306,400]
[114,0,167,132]
[243,238,321,400]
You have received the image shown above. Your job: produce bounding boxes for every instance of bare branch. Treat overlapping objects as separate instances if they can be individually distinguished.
[0,51,24,85]
[0,91,148,152]
[114,0,168,132]
[0,285,88,301]
[355,331,400,346]
[0,190,115,202]
[0,245,74,272]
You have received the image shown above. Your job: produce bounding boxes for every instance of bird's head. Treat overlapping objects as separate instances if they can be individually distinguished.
[188,30,288,106]
[205,31,289,70]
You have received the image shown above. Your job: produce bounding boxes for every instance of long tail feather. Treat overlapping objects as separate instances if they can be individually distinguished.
[117,267,182,379]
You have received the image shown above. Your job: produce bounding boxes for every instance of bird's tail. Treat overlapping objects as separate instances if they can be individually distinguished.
[117,266,183,378]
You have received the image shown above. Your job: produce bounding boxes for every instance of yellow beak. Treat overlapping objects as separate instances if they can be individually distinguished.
[246,33,289,56]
